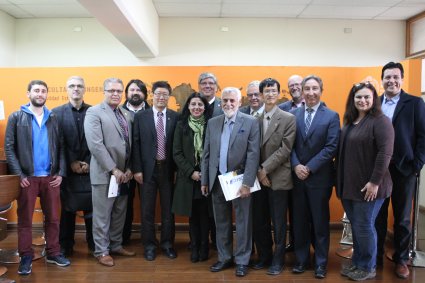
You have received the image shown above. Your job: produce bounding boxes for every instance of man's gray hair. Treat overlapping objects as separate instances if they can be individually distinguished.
[221,87,242,101]
[103,78,124,90]
[198,72,217,84]
[247,80,260,89]
[67,76,85,86]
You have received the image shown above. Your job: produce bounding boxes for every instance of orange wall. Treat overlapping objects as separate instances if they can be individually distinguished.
[0,59,422,225]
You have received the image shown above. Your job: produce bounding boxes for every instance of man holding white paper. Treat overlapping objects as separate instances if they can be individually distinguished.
[84,78,135,267]
[201,87,260,277]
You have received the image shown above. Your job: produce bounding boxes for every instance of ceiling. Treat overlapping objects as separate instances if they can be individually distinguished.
[0,0,424,20]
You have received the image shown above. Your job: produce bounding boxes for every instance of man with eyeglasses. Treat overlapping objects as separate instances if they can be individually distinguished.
[279,75,305,111]
[119,79,150,246]
[5,80,70,275]
[198,72,223,119]
[52,76,94,257]
[132,81,179,261]
[240,80,264,117]
[84,78,135,267]
[374,62,425,279]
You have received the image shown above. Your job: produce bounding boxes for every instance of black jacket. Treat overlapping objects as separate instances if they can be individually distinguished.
[5,109,66,179]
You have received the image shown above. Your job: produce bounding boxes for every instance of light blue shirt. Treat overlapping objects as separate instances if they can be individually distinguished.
[381,93,400,121]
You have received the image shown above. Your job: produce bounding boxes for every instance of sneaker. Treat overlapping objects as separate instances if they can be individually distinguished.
[348,269,376,281]
[46,255,71,267]
[340,264,357,277]
[18,255,33,275]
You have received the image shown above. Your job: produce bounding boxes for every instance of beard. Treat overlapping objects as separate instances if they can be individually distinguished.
[30,97,46,107]
[127,94,144,106]
[223,108,236,118]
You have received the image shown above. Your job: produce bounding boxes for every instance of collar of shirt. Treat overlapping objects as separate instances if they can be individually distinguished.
[224,113,237,126]
[126,101,145,113]
[294,100,305,109]
[208,96,216,105]
[384,92,401,104]
[305,102,320,113]
[264,105,278,120]
[69,101,88,112]
[250,104,265,116]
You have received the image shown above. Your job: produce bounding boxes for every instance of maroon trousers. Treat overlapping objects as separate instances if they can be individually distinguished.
[17,176,61,257]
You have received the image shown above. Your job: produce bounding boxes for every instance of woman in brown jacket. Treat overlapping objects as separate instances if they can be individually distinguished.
[336,82,394,281]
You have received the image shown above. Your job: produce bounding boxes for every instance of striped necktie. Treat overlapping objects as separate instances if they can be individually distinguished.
[305,108,314,134]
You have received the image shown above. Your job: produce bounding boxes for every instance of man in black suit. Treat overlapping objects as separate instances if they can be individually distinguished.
[120,79,150,245]
[53,76,94,256]
[375,62,425,279]
[198,72,223,119]
[132,81,179,261]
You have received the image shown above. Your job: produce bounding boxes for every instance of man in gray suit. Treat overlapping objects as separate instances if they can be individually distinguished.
[201,87,260,277]
[84,78,135,267]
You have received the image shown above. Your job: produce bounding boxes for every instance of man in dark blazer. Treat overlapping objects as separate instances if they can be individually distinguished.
[119,79,150,245]
[278,74,305,253]
[290,75,340,279]
[132,81,179,261]
[279,74,305,112]
[375,62,425,279]
[239,80,264,117]
[256,78,296,275]
[201,87,260,277]
[52,76,94,256]
[84,78,135,267]
[198,72,223,119]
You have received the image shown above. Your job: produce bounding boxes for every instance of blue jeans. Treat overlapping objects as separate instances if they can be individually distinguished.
[342,198,384,272]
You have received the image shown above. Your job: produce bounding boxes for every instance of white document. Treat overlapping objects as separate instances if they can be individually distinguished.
[218,171,261,201]
[108,175,119,198]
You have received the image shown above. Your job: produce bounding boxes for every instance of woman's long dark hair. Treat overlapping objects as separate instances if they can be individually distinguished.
[343,82,382,125]
[180,92,209,134]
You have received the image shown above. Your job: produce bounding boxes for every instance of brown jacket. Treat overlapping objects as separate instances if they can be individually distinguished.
[336,114,394,201]
[260,107,296,190]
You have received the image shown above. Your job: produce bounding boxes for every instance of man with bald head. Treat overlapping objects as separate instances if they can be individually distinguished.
[279,75,305,111]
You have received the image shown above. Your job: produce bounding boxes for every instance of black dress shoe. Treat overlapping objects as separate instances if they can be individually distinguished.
[285,243,294,252]
[210,260,233,272]
[190,249,199,263]
[144,249,156,261]
[251,259,271,270]
[292,263,306,274]
[162,248,177,259]
[235,264,248,277]
[267,264,284,275]
[314,265,327,279]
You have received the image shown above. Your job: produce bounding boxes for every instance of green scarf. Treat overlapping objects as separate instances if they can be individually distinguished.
[188,115,205,165]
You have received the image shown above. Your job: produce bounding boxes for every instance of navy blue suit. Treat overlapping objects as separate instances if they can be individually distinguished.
[278,100,294,112]
[290,102,340,268]
[375,90,425,265]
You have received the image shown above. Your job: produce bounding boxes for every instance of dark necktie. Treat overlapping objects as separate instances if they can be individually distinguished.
[114,108,130,157]
[305,108,314,134]
[156,112,166,160]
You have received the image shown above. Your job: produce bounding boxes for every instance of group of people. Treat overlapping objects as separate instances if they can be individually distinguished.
[4,61,425,281]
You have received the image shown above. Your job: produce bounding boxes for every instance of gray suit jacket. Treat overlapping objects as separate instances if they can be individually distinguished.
[260,108,296,190]
[84,101,132,185]
[201,111,260,191]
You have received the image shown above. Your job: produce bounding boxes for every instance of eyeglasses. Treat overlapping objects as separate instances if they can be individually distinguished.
[153,92,170,98]
[288,83,301,89]
[263,90,279,95]
[105,89,123,94]
[68,84,84,89]
[247,92,260,98]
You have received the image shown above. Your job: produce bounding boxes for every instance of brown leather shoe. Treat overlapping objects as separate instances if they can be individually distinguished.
[97,254,114,267]
[395,263,409,279]
[110,248,136,257]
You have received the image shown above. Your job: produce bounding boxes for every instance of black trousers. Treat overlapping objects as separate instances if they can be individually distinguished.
[268,189,289,266]
[122,179,137,244]
[189,197,210,253]
[140,163,175,251]
[59,209,94,250]
[252,187,273,262]
[375,165,416,265]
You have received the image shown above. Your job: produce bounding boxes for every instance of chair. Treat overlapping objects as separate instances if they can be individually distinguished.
[0,175,20,277]
[335,212,353,259]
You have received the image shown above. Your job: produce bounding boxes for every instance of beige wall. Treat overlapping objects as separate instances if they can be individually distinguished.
[0,16,405,67]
